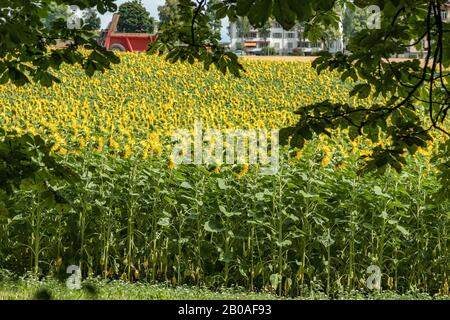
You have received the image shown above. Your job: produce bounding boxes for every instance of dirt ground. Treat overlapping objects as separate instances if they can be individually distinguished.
[242,55,418,63]
[242,56,317,62]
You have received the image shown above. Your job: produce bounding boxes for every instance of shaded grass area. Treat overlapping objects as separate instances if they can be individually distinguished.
[0,280,291,300]
[1,278,449,300]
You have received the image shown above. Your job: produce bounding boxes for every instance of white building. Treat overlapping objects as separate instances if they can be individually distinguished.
[228,21,343,55]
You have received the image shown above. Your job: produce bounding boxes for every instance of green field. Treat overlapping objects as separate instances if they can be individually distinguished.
[1,278,449,300]
[1,56,449,299]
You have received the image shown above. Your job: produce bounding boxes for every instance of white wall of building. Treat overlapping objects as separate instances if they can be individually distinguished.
[228,22,343,55]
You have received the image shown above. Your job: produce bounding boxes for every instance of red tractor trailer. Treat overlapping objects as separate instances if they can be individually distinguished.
[99,14,158,52]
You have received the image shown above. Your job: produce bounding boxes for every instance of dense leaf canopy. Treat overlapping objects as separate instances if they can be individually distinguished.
[0,0,119,86]
[117,0,155,33]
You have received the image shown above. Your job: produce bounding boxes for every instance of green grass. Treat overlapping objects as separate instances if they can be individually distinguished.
[1,279,449,300]
[0,279,291,300]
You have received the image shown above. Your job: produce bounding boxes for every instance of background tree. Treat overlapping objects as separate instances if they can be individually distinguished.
[233,17,252,48]
[257,20,272,55]
[301,4,343,52]
[149,0,242,78]
[206,0,223,39]
[42,3,73,30]
[158,0,179,26]
[261,46,276,55]
[342,5,370,45]
[296,22,307,55]
[158,0,222,37]
[83,7,102,31]
[117,0,155,33]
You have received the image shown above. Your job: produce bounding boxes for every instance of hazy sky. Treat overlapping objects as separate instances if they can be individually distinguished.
[100,0,230,41]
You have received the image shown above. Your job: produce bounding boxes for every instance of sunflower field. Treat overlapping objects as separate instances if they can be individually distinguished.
[0,54,357,157]
[0,54,449,297]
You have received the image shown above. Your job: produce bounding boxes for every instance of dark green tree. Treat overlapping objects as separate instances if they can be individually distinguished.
[83,7,102,31]
[117,0,155,33]
[0,0,119,87]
